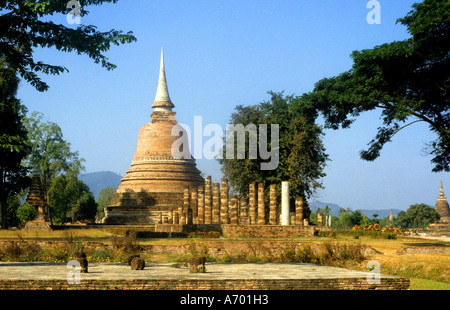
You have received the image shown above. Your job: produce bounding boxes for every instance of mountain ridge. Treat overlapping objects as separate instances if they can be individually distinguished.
[309,201,403,219]
[80,171,122,199]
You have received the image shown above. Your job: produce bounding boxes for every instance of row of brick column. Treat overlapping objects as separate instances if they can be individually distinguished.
[164,176,307,226]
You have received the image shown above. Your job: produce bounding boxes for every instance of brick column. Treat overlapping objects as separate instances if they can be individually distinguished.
[191,190,198,224]
[295,197,304,226]
[281,181,290,225]
[168,210,173,224]
[212,183,220,224]
[240,198,248,224]
[257,183,265,225]
[204,176,212,224]
[317,212,323,227]
[178,205,185,225]
[229,196,238,224]
[220,178,229,224]
[197,185,204,224]
[183,188,190,224]
[269,184,277,225]
[249,184,256,225]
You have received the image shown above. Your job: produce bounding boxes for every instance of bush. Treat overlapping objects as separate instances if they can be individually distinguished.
[16,202,36,223]
[110,231,139,253]
[187,231,221,239]
[385,233,397,239]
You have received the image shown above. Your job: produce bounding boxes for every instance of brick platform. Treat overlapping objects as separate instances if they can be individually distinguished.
[0,262,409,290]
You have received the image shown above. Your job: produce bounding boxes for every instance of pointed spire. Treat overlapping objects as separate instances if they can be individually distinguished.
[152,47,175,111]
[439,176,445,198]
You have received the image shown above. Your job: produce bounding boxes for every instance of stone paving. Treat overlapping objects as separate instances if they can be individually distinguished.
[0,261,396,281]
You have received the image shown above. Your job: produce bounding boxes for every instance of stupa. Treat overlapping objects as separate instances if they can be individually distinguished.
[102,49,204,225]
[435,178,450,222]
[24,172,52,230]
[429,177,450,230]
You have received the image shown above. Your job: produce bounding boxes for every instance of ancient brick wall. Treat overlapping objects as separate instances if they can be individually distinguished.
[0,277,409,290]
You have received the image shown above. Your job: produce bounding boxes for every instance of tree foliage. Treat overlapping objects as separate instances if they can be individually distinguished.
[23,111,85,224]
[0,60,30,228]
[24,111,85,188]
[0,0,137,91]
[218,91,328,211]
[395,203,440,229]
[47,174,97,224]
[337,208,366,229]
[96,186,116,220]
[16,202,36,223]
[305,0,450,172]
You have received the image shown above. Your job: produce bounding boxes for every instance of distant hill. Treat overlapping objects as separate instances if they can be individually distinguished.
[309,201,342,217]
[309,201,402,219]
[80,171,122,199]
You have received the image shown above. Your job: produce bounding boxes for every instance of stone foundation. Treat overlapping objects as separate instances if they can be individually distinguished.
[0,262,410,290]
[154,224,328,238]
[0,277,409,290]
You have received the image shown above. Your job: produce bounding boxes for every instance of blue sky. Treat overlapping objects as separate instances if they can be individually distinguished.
[16,0,445,211]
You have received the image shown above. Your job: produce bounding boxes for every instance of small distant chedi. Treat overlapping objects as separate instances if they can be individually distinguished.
[430,178,450,230]
[102,49,204,225]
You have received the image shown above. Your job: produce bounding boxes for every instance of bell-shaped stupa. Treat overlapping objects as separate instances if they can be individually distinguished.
[435,177,450,223]
[103,49,204,225]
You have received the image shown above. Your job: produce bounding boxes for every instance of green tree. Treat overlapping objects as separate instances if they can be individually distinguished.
[395,203,440,229]
[338,208,366,228]
[0,0,137,92]
[0,61,30,229]
[23,111,85,223]
[218,91,328,216]
[96,186,116,221]
[305,0,450,172]
[16,202,36,223]
[47,174,97,224]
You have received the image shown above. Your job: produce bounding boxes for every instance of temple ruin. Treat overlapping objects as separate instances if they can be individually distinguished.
[102,49,204,224]
[24,172,51,230]
[154,176,331,237]
[430,177,450,230]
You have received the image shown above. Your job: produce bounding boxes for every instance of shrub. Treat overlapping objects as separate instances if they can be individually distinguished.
[385,233,397,239]
[187,231,221,239]
[88,249,112,263]
[110,231,139,253]
[16,202,36,223]
[2,241,22,261]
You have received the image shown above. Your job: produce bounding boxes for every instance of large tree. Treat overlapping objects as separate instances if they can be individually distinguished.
[305,0,450,172]
[23,111,85,223]
[0,61,30,229]
[47,174,97,224]
[395,203,440,229]
[0,0,137,92]
[218,91,328,214]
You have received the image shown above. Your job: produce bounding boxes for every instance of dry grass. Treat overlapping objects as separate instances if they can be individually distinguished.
[0,228,111,241]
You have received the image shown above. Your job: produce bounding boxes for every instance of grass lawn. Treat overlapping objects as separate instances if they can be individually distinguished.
[410,278,450,290]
